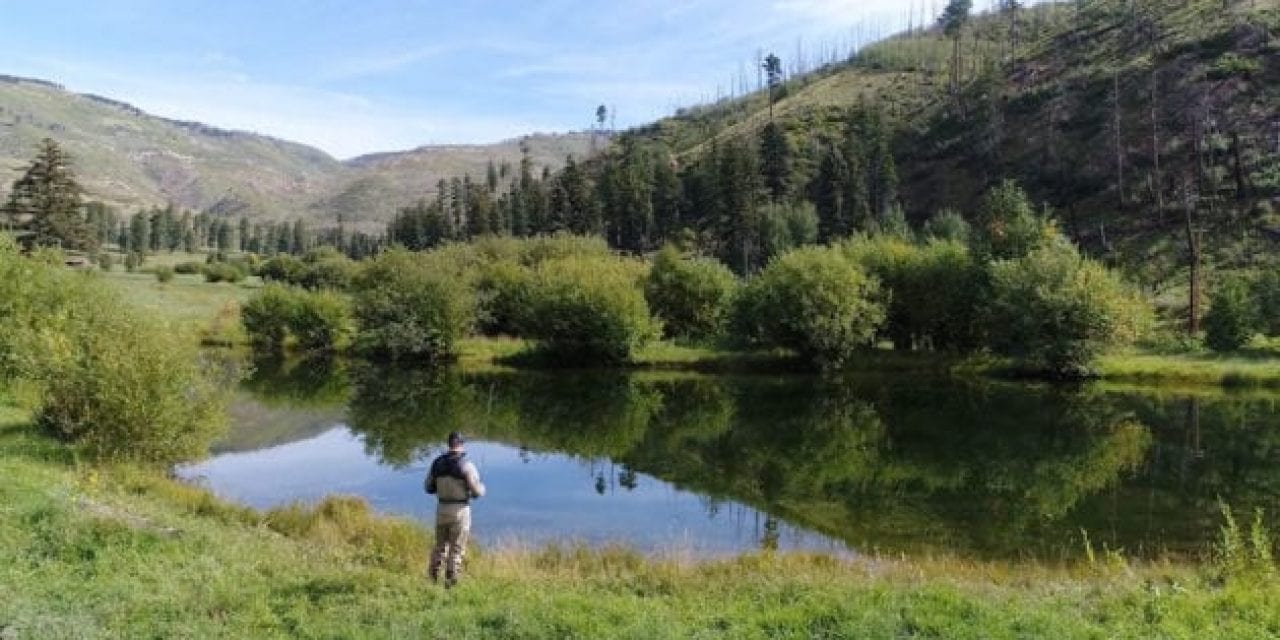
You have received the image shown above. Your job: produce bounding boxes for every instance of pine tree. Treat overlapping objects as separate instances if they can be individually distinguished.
[651,155,682,242]
[939,0,973,100]
[3,138,94,250]
[759,121,791,203]
[716,139,763,273]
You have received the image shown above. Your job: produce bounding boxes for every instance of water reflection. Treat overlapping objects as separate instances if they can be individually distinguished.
[206,357,1280,559]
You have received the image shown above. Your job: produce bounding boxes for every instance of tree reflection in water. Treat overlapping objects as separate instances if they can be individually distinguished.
[238,359,1280,560]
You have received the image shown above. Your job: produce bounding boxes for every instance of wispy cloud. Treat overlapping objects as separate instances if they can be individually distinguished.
[318,43,461,82]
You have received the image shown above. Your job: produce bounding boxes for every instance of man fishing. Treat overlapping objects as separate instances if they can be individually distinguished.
[424,431,486,587]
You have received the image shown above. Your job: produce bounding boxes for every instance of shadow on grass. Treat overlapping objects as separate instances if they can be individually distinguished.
[0,416,76,467]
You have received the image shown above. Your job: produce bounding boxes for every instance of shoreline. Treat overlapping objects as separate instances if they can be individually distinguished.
[3,406,1278,637]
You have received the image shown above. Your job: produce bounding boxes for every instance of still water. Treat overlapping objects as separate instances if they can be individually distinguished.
[179,357,1280,559]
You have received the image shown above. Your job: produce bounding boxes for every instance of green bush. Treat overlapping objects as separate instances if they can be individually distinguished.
[923,209,970,243]
[352,249,476,360]
[1251,270,1280,336]
[124,251,144,272]
[173,261,203,275]
[987,239,1150,377]
[153,266,175,284]
[760,202,820,265]
[845,236,985,351]
[297,247,357,290]
[289,289,353,352]
[203,262,247,284]
[258,254,305,283]
[242,285,295,350]
[476,260,534,336]
[645,245,738,341]
[972,180,1053,261]
[735,246,885,367]
[518,255,660,364]
[0,239,228,465]
[97,252,114,272]
[1209,52,1261,80]
[1205,277,1258,352]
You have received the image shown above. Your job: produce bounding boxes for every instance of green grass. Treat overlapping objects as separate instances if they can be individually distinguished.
[2,407,1279,638]
[1097,351,1280,389]
[97,265,259,344]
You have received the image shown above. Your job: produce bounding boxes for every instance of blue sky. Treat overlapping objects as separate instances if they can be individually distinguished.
[0,0,971,158]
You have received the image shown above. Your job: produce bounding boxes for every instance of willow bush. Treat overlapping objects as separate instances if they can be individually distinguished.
[517,255,660,364]
[735,246,885,367]
[644,245,738,341]
[0,238,229,465]
[352,249,476,360]
[987,239,1150,377]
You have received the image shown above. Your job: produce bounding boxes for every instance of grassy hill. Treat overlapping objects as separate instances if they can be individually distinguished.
[0,75,591,227]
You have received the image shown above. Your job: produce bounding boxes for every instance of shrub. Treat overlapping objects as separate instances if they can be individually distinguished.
[1205,277,1258,352]
[1209,52,1261,80]
[153,266,175,283]
[476,260,534,336]
[735,246,885,367]
[845,236,985,351]
[124,251,144,272]
[243,285,354,353]
[242,285,298,351]
[987,239,1150,377]
[173,261,203,275]
[297,247,357,290]
[645,245,738,341]
[972,180,1053,260]
[922,208,970,243]
[289,289,353,352]
[0,239,228,465]
[1252,269,1280,336]
[97,253,114,272]
[352,249,476,360]
[258,254,305,283]
[518,255,660,364]
[203,262,247,284]
[760,202,820,265]
[35,302,229,465]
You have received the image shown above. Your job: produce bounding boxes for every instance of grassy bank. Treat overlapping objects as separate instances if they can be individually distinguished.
[1096,352,1280,389]
[2,407,1279,638]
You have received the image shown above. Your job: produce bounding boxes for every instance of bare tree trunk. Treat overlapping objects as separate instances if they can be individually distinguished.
[1113,71,1126,210]
[1149,67,1164,221]
[1230,131,1248,200]
[1184,188,1201,336]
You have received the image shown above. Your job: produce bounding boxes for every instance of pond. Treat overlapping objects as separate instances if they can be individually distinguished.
[178,357,1280,560]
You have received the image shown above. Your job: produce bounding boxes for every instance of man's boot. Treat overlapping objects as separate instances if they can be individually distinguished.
[427,555,441,583]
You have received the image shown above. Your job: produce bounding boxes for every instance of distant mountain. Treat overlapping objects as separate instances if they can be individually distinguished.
[0,75,592,228]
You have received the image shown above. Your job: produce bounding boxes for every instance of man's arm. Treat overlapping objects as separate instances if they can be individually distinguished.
[463,462,486,498]
[424,464,437,495]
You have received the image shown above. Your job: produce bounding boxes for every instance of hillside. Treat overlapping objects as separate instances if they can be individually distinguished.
[618,0,1280,285]
[0,75,591,226]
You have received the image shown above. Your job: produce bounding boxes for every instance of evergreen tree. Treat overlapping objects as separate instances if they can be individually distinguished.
[128,211,150,254]
[716,139,763,273]
[762,53,783,121]
[3,138,94,250]
[759,121,791,203]
[651,154,682,242]
[939,0,973,98]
